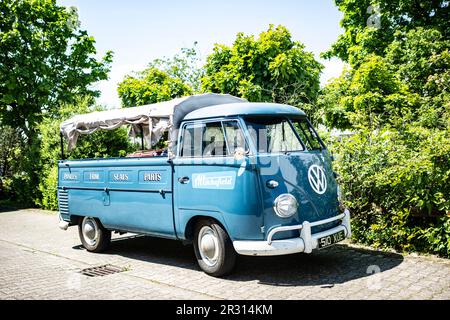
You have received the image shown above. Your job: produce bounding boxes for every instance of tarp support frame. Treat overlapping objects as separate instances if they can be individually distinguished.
[60,132,65,160]
[140,124,144,150]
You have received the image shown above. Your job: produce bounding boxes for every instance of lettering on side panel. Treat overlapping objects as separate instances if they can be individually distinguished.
[139,171,165,183]
[109,171,132,183]
[192,171,237,190]
[144,172,161,182]
[84,171,104,182]
[62,172,79,181]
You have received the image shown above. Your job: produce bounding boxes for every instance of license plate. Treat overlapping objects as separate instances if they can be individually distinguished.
[318,230,345,249]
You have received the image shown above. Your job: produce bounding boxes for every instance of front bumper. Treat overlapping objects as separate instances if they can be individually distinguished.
[233,209,351,256]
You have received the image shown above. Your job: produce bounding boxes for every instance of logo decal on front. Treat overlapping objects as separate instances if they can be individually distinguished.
[308,165,327,194]
[192,171,236,190]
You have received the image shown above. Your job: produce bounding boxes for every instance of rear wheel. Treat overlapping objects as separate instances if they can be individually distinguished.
[78,216,111,253]
[193,219,236,277]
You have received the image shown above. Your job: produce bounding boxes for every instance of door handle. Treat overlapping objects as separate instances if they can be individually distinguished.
[178,176,190,184]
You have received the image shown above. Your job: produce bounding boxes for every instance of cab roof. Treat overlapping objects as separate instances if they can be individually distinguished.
[184,102,306,121]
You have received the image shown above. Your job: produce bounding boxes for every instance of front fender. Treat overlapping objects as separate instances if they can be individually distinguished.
[176,209,264,241]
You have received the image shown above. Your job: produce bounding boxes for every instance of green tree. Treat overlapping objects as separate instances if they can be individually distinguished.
[0,0,113,204]
[0,126,22,200]
[319,28,449,130]
[385,28,450,99]
[117,44,202,107]
[201,25,323,123]
[37,97,133,210]
[323,0,449,66]
[149,43,204,93]
[0,0,113,136]
[117,67,192,107]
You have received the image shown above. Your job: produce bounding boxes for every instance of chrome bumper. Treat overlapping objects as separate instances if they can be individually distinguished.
[233,209,351,256]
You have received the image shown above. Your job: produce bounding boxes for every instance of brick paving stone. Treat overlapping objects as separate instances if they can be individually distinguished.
[0,209,449,300]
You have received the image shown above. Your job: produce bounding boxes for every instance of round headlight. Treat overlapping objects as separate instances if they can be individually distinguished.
[273,193,298,218]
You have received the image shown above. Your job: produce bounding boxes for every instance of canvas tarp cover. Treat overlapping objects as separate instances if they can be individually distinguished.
[60,93,246,153]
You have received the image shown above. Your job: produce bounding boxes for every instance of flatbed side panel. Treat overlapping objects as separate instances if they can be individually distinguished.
[58,158,174,237]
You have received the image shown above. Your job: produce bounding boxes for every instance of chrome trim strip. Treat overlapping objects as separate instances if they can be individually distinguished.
[58,186,172,194]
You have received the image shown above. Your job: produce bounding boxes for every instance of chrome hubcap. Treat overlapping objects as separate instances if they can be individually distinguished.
[198,226,219,267]
[82,217,98,246]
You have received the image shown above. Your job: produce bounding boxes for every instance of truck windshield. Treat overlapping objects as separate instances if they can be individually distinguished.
[245,116,323,153]
[290,119,324,150]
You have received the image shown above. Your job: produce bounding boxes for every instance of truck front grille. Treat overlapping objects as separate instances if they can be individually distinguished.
[58,189,69,215]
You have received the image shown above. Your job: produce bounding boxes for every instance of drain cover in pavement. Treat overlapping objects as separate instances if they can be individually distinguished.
[79,264,125,277]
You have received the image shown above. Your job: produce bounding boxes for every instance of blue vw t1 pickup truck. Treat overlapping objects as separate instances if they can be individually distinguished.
[58,93,351,276]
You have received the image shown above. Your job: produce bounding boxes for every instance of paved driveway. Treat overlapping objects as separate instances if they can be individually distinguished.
[0,209,449,300]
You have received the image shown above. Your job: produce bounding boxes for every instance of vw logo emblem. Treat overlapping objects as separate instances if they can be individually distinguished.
[308,165,327,195]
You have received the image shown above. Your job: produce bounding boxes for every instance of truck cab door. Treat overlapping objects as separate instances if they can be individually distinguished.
[173,119,262,241]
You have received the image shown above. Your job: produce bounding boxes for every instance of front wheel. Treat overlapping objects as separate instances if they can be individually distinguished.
[78,216,111,253]
[193,219,236,277]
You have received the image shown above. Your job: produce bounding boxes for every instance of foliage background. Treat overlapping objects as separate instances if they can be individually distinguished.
[202,25,323,123]
[319,0,450,257]
[0,0,113,205]
[37,97,133,210]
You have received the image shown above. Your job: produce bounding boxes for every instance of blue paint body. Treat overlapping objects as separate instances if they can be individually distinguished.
[58,103,340,243]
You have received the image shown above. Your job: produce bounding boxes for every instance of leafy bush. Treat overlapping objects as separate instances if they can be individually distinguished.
[320,4,450,257]
[330,126,450,257]
[36,97,133,210]
[39,166,59,211]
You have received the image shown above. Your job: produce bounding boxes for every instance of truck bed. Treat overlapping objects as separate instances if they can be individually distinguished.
[58,156,175,236]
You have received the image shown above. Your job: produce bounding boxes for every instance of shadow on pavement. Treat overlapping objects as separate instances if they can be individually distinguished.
[79,235,404,287]
[0,206,22,213]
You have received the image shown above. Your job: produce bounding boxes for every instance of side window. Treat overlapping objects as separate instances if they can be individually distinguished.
[180,123,203,157]
[202,122,227,157]
[180,121,227,157]
[222,121,247,155]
